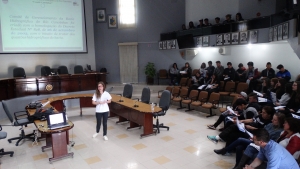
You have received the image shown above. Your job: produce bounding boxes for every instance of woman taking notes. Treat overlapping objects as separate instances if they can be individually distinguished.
[92,81,112,140]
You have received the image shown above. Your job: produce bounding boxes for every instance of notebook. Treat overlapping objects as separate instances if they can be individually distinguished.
[47,112,70,130]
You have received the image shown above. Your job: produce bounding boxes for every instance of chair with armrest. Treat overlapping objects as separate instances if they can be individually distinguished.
[230,82,248,97]
[219,81,236,107]
[158,86,173,98]
[41,66,51,76]
[190,91,208,108]
[13,67,26,78]
[153,90,171,134]
[122,83,133,99]
[2,101,34,146]
[133,87,150,104]
[182,90,199,112]
[157,69,168,85]
[172,88,188,109]
[58,65,69,75]
[0,125,14,163]
[74,65,84,74]
[201,92,220,117]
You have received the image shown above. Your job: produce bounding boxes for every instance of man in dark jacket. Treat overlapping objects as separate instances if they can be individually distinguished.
[205,61,215,77]
[223,62,236,81]
[261,62,275,79]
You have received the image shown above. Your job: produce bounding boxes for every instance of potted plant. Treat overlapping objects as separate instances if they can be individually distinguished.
[144,62,156,85]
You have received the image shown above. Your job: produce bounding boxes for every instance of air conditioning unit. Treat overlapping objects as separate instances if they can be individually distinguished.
[180,49,198,60]
[219,47,226,55]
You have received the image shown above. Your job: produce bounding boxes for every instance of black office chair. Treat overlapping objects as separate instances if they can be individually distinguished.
[0,125,14,163]
[2,101,35,146]
[41,66,51,76]
[13,67,26,78]
[153,90,171,133]
[58,66,69,75]
[122,84,133,99]
[135,87,150,104]
[74,65,84,74]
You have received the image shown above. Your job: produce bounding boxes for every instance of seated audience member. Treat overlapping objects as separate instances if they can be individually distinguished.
[213,61,224,80]
[223,14,235,24]
[179,62,192,79]
[181,24,187,30]
[273,79,287,100]
[261,78,272,99]
[236,13,244,22]
[278,81,300,117]
[187,72,202,96]
[199,62,207,78]
[205,73,220,98]
[188,21,195,29]
[204,18,212,26]
[223,62,236,81]
[242,61,259,93]
[169,63,179,85]
[270,78,279,92]
[295,74,300,81]
[197,19,204,28]
[207,106,274,147]
[260,62,275,80]
[214,112,285,169]
[205,61,215,77]
[214,17,221,25]
[276,64,291,82]
[236,63,246,81]
[239,118,300,169]
[275,83,293,106]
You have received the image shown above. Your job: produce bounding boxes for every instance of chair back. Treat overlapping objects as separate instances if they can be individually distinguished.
[172,87,180,97]
[236,82,248,93]
[41,66,51,76]
[198,91,208,102]
[224,81,236,92]
[189,90,199,100]
[192,69,199,76]
[141,87,151,104]
[2,101,14,123]
[123,84,133,99]
[179,88,188,98]
[158,69,168,78]
[208,92,220,103]
[74,65,84,74]
[219,81,224,91]
[159,90,171,111]
[179,78,188,87]
[166,86,173,93]
[58,66,69,74]
[232,95,238,105]
[13,67,26,78]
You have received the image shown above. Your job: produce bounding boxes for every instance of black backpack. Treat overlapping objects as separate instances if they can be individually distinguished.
[29,107,54,121]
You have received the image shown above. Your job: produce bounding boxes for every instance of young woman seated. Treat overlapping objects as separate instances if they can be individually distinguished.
[279,81,300,117]
[205,73,220,99]
[274,83,293,106]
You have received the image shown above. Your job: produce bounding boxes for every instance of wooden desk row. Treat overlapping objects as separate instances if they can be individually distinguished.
[0,73,107,100]
[26,93,161,162]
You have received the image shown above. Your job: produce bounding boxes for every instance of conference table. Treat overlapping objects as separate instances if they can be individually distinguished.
[26,93,161,162]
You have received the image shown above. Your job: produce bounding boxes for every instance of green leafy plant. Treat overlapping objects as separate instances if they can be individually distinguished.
[144,62,156,78]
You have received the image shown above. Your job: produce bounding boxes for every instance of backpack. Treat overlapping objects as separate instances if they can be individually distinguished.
[29,107,54,121]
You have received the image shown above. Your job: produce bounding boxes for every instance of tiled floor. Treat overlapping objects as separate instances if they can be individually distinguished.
[0,105,236,169]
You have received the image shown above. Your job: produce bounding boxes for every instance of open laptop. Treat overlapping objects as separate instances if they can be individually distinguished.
[47,112,70,130]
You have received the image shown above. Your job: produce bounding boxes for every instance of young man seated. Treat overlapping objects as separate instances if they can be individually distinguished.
[276,64,291,82]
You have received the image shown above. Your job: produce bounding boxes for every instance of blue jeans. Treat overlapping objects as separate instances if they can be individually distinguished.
[96,112,108,135]
[225,138,253,165]
[244,145,259,159]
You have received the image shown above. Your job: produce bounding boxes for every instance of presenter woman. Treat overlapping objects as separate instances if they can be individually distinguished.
[92,81,112,140]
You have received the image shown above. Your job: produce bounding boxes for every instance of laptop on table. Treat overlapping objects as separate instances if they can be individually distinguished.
[47,112,70,130]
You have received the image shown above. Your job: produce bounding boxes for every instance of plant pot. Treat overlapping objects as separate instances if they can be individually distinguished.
[146,76,154,85]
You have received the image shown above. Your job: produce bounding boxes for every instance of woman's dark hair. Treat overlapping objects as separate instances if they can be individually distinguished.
[185,62,191,68]
[262,106,275,118]
[173,63,178,69]
[285,117,300,133]
[285,83,293,96]
[276,79,286,98]
[201,62,206,69]
[188,21,195,28]
[236,13,244,21]
[274,112,285,128]
[294,81,300,103]
[96,81,106,99]
[263,78,271,89]
[271,78,278,86]
[238,63,243,68]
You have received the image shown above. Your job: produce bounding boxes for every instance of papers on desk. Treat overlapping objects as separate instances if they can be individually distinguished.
[224,77,230,80]
[180,71,186,74]
[198,85,207,90]
[258,97,267,103]
[253,90,263,97]
[274,106,285,110]
[292,114,300,119]
[42,101,50,107]
[249,143,260,151]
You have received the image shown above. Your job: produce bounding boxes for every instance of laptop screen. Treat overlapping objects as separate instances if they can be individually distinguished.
[49,113,65,125]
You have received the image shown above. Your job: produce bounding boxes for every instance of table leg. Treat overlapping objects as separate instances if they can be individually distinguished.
[49,131,73,162]
[140,114,155,137]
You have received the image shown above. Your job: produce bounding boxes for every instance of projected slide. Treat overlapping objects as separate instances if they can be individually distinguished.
[0,0,87,53]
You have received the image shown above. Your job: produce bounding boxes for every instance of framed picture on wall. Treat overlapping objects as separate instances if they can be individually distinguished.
[249,30,258,43]
[239,31,248,44]
[108,14,118,28]
[277,25,283,40]
[96,8,106,23]
[163,41,167,49]
[167,41,171,49]
[216,34,223,46]
[223,33,231,45]
[283,22,289,40]
[202,36,209,47]
[231,32,239,44]
[159,41,163,50]
[273,26,277,41]
[171,40,176,49]
[268,27,273,42]
[196,37,202,47]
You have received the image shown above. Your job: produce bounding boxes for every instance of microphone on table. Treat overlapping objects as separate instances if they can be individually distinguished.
[134,100,139,107]
[119,95,123,102]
